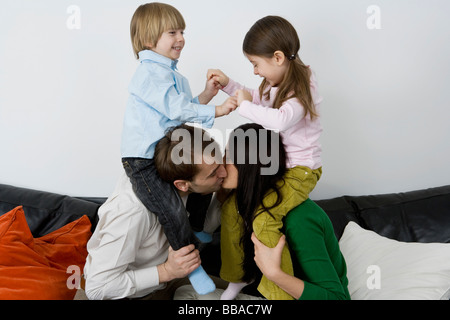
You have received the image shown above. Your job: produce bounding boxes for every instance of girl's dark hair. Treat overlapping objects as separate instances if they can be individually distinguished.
[227,123,287,282]
[243,15,318,120]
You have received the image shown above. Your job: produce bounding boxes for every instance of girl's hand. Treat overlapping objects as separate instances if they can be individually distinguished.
[251,232,285,281]
[207,69,229,88]
[215,96,238,117]
[236,89,252,106]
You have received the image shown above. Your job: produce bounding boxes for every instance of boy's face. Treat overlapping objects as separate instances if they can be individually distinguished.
[150,29,185,60]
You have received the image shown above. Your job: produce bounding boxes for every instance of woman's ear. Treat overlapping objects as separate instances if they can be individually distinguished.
[273,51,286,65]
[173,180,189,192]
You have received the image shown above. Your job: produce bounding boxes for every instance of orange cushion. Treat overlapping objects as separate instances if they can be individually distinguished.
[0,206,92,300]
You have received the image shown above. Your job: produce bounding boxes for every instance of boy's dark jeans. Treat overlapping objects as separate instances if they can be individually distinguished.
[122,158,201,250]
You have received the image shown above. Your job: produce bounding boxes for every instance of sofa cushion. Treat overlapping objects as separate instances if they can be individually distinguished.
[0,206,92,300]
[339,222,450,300]
[0,183,100,237]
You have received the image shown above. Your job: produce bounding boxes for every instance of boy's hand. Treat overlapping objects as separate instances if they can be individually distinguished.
[199,78,221,104]
[207,69,229,88]
[236,89,252,106]
[205,77,221,96]
[215,96,238,117]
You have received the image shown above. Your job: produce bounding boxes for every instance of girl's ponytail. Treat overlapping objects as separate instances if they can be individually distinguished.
[276,56,318,120]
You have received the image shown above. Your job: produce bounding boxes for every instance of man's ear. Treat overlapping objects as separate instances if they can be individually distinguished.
[273,50,286,65]
[173,180,190,193]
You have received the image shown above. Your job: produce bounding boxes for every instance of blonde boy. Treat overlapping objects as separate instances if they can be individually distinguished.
[121,3,237,295]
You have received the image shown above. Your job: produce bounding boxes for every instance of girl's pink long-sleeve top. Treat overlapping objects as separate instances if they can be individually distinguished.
[222,72,323,170]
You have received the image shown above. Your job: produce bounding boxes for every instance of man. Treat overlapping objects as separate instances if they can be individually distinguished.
[82,125,227,300]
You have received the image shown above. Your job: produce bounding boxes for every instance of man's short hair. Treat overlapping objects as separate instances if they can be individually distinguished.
[155,124,221,183]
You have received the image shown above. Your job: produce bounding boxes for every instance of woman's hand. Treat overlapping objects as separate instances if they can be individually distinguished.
[251,232,305,299]
[251,232,285,282]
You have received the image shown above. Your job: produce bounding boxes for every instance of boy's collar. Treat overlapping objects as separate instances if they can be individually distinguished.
[138,50,178,70]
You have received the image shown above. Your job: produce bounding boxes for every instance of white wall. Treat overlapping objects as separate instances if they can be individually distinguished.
[1,0,449,199]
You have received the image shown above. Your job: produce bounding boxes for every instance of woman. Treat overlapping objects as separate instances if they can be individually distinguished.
[175,123,350,300]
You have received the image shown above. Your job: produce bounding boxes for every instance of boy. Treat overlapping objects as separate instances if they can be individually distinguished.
[121,3,237,295]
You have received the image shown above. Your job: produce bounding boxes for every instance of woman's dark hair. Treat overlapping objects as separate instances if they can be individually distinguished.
[227,123,287,282]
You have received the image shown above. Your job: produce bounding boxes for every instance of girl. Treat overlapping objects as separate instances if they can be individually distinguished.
[209,16,323,300]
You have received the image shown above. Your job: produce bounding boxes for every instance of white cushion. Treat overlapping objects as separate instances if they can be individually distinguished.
[339,222,450,300]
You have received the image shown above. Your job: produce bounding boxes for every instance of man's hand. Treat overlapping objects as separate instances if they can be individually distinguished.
[158,244,201,283]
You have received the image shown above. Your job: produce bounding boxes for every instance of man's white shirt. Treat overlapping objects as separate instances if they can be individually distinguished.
[83,171,221,300]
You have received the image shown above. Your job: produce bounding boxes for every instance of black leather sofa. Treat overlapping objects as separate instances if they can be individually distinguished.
[201,184,450,294]
[1,182,449,298]
[315,185,450,243]
[0,183,101,238]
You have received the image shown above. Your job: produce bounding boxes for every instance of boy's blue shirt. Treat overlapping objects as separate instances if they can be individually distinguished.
[121,50,215,159]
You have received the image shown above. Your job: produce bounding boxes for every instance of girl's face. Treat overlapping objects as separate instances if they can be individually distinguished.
[151,29,185,60]
[246,53,288,87]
